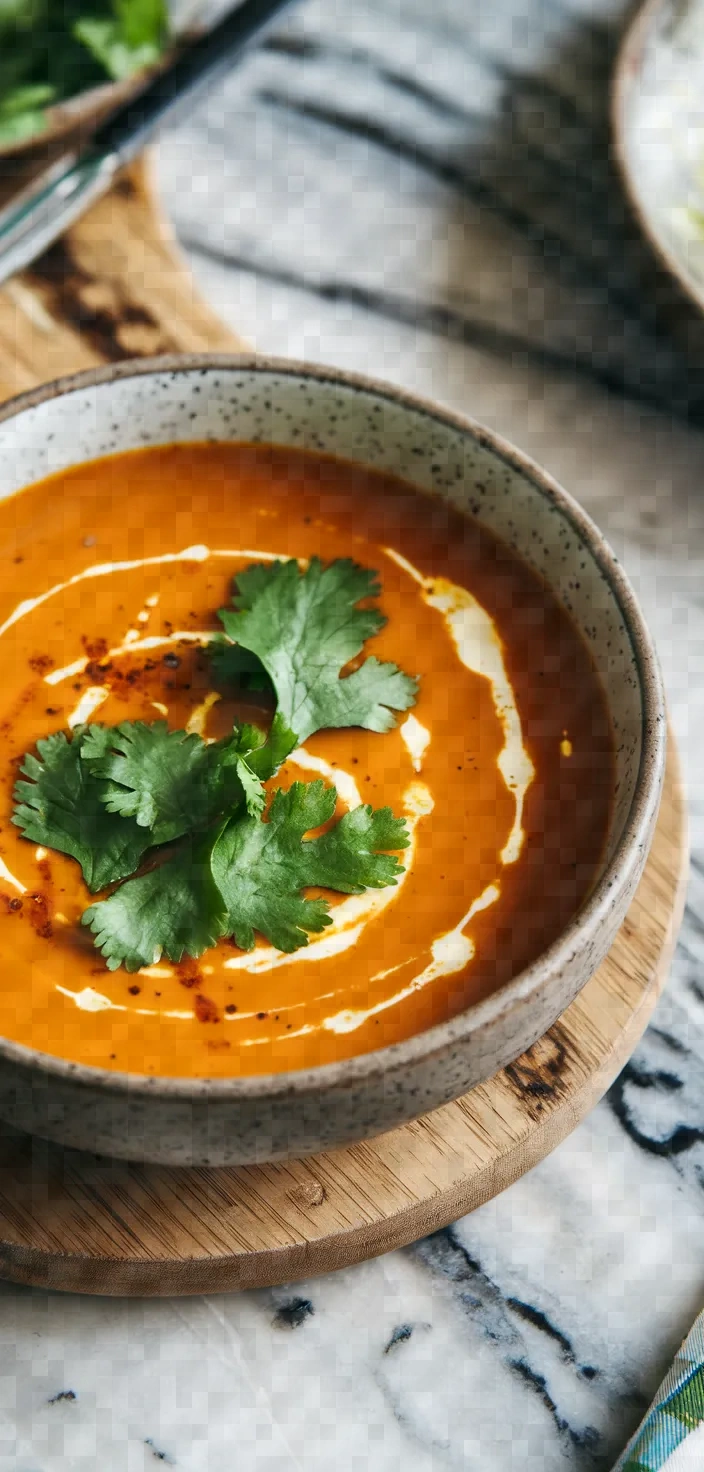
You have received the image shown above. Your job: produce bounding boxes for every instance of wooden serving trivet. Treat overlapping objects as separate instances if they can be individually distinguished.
[0,160,689,1296]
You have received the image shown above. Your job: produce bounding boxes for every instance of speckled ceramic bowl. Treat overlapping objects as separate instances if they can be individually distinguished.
[0,356,666,1166]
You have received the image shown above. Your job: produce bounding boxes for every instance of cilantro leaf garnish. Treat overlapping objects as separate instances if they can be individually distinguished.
[0,84,53,144]
[82,782,408,969]
[210,781,409,954]
[12,712,298,902]
[81,719,240,839]
[10,557,416,972]
[210,636,273,695]
[80,712,297,834]
[211,714,296,819]
[74,0,167,82]
[83,831,229,972]
[80,720,213,841]
[0,0,170,146]
[292,800,410,893]
[241,712,298,783]
[12,728,151,893]
[218,558,419,743]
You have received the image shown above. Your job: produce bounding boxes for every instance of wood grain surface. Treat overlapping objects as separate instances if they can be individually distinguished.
[0,154,245,404]
[0,163,688,1296]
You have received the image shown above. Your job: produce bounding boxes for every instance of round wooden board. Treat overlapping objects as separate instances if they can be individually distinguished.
[0,741,686,1297]
[0,159,689,1296]
[0,153,246,404]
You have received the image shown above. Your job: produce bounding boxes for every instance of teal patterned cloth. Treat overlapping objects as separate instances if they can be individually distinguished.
[613,1315,704,1470]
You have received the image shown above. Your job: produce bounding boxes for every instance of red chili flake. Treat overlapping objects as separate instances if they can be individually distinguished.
[28,892,52,940]
[28,653,55,675]
[162,652,180,669]
[206,1039,231,1051]
[176,961,202,989]
[194,994,220,1024]
[256,1011,268,1021]
[128,985,141,996]
[224,1004,238,1014]
[45,707,61,716]
[82,636,108,659]
[5,897,22,913]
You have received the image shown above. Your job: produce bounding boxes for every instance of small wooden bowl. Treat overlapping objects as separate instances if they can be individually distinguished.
[0,68,163,163]
[0,356,667,1166]
[0,1,202,163]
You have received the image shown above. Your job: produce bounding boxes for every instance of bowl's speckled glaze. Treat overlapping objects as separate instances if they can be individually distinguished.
[0,356,666,1165]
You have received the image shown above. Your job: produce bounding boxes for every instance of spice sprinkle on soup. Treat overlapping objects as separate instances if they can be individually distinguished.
[0,443,614,1078]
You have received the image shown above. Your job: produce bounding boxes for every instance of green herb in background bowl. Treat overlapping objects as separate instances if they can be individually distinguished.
[0,0,171,149]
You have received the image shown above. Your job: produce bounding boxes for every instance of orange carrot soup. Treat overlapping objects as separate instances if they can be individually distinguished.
[0,443,614,1077]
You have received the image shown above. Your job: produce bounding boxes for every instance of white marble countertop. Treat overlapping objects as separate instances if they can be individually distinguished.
[6,0,704,1467]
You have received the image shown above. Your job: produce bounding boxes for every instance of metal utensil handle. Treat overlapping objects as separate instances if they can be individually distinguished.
[94,0,297,163]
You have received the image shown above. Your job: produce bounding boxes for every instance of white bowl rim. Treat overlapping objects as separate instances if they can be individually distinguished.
[0,353,668,1100]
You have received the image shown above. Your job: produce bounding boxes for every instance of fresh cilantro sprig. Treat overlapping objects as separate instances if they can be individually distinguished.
[0,0,169,146]
[83,829,231,972]
[13,712,296,888]
[218,557,419,743]
[81,712,298,841]
[81,720,219,840]
[80,712,296,835]
[74,0,167,83]
[210,781,409,954]
[13,727,152,892]
[84,782,410,970]
[11,557,417,971]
